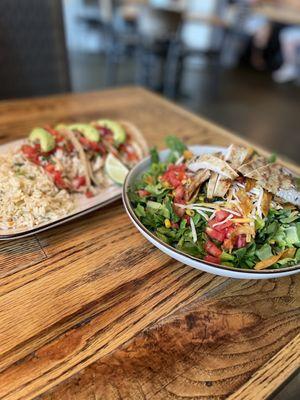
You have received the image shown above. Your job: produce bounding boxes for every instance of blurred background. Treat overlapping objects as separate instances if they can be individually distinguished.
[0,0,299,164]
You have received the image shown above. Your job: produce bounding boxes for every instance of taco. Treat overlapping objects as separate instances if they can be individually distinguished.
[65,120,148,186]
[20,126,91,194]
[91,119,149,168]
[63,123,108,187]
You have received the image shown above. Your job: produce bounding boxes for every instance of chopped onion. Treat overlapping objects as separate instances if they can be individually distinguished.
[190,217,197,243]
[175,156,184,165]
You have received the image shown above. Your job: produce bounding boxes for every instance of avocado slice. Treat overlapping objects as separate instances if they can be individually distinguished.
[29,128,56,153]
[69,124,100,142]
[97,119,126,145]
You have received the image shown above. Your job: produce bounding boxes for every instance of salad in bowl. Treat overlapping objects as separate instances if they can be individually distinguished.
[127,137,300,272]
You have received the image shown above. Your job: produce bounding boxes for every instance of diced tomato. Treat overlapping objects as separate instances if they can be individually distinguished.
[168,175,181,188]
[208,218,233,231]
[73,176,86,189]
[34,143,41,152]
[214,210,230,222]
[214,220,233,231]
[204,255,221,264]
[171,222,179,229]
[137,189,150,197]
[53,171,68,189]
[183,215,190,225]
[206,227,225,243]
[79,136,101,152]
[85,190,94,198]
[21,144,37,157]
[162,164,186,188]
[204,240,222,257]
[120,144,139,161]
[236,234,247,249]
[127,151,139,161]
[21,144,40,164]
[44,163,56,173]
[224,226,235,239]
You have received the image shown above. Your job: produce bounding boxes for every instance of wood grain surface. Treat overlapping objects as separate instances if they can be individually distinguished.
[0,87,299,400]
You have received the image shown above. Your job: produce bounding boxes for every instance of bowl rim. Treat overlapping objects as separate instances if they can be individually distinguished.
[122,146,300,275]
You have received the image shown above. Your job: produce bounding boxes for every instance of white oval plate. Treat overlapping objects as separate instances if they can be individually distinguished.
[123,145,300,279]
[0,139,122,240]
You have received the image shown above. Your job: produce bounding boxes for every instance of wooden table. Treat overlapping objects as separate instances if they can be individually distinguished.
[0,87,299,400]
[253,5,300,26]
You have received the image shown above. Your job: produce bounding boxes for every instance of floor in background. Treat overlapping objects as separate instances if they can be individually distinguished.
[70,50,300,399]
[69,51,300,164]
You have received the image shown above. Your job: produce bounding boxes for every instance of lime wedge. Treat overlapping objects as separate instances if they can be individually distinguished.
[105,153,129,185]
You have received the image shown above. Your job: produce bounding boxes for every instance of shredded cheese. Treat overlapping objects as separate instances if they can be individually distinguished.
[231,218,253,223]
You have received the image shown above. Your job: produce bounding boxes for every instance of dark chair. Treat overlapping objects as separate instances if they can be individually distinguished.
[135,6,182,91]
[98,0,141,86]
[164,12,229,99]
[0,0,70,100]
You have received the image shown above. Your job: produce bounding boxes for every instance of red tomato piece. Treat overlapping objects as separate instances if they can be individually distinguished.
[225,226,235,239]
[137,189,150,197]
[204,240,222,257]
[53,171,68,189]
[236,234,247,249]
[21,145,40,164]
[210,220,233,232]
[183,215,190,225]
[85,190,94,198]
[206,227,225,243]
[73,176,86,189]
[21,144,36,157]
[214,210,230,222]
[79,136,101,152]
[44,163,56,173]
[162,164,186,188]
[171,222,179,229]
[204,255,220,264]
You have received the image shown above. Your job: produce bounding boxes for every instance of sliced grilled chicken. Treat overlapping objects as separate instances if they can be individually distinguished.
[225,144,252,169]
[206,172,218,199]
[245,163,300,207]
[185,169,210,201]
[238,157,268,176]
[188,154,238,180]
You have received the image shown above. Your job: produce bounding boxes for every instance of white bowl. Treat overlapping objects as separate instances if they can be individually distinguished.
[123,145,300,279]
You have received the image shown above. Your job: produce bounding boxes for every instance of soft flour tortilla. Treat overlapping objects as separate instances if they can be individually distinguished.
[119,120,149,158]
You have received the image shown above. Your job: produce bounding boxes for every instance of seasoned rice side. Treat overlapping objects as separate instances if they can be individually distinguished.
[0,152,74,230]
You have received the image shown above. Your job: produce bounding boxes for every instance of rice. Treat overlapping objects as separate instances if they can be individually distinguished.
[0,152,74,230]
